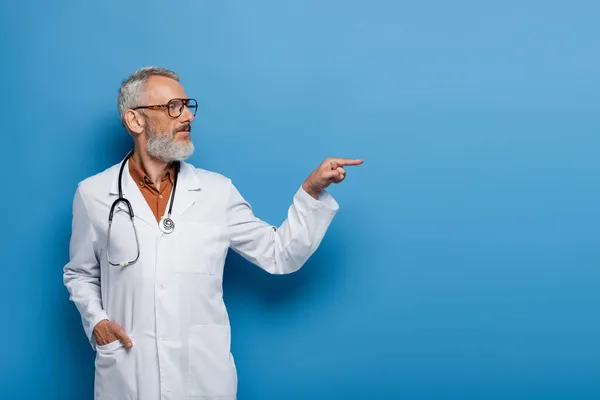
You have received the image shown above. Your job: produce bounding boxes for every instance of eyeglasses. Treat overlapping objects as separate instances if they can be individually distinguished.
[133,98,198,118]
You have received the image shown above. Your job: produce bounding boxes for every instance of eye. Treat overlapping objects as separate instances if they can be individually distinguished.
[168,99,183,111]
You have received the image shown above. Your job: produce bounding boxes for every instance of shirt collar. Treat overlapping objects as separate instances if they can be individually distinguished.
[128,155,175,189]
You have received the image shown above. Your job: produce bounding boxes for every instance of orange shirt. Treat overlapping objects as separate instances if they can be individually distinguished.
[128,157,175,223]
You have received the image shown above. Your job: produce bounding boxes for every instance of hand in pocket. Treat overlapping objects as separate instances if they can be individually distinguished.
[93,319,133,349]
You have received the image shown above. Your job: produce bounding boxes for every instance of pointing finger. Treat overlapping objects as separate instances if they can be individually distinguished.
[329,158,363,167]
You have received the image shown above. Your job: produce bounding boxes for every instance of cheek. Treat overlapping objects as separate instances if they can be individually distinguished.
[170,125,181,137]
[160,120,175,132]
[149,119,175,137]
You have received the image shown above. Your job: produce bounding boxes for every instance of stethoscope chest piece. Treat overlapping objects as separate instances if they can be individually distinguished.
[159,216,175,234]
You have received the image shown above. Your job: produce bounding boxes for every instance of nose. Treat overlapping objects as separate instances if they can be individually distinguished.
[180,104,195,122]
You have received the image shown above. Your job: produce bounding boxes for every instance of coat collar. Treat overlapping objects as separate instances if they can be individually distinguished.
[109,157,202,228]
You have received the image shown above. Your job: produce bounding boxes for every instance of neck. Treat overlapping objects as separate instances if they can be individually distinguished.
[132,145,173,188]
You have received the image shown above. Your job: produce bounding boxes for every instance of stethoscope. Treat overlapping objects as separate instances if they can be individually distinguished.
[106,150,180,267]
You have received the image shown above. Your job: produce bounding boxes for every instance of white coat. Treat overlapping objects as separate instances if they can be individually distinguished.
[63,157,339,400]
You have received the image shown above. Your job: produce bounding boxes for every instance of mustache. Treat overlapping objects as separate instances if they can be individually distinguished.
[173,124,191,136]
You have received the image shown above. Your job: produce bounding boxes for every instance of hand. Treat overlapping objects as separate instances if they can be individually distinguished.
[302,157,364,199]
[93,319,133,349]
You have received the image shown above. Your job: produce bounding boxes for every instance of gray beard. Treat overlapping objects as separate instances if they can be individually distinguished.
[145,123,194,162]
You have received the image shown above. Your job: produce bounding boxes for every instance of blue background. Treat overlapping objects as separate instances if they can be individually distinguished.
[1,1,599,399]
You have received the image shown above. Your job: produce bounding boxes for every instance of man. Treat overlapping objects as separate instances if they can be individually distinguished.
[63,66,363,400]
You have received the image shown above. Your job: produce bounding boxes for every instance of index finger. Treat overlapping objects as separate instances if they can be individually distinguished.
[113,325,133,348]
[330,158,364,167]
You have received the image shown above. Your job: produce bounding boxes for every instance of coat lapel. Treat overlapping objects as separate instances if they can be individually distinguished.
[169,161,202,219]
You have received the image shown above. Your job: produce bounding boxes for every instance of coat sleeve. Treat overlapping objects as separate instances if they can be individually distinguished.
[226,180,339,274]
[63,186,108,348]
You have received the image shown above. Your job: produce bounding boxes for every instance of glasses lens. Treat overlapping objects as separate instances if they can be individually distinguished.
[186,99,198,116]
[168,99,184,117]
[167,99,197,117]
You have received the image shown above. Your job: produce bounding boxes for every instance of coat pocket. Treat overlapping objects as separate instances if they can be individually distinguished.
[94,337,137,400]
[188,325,237,397]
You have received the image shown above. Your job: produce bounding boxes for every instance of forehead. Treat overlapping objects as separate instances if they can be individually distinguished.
[144,75,187,103]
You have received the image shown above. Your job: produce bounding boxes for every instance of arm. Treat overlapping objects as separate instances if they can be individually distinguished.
[226,181,339,274]
[226,156,363,274]
[63,186,108,347]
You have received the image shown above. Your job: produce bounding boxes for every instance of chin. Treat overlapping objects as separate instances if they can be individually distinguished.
[148,142,195,163]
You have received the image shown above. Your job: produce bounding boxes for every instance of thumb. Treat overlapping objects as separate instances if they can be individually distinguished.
[113,323,133,349]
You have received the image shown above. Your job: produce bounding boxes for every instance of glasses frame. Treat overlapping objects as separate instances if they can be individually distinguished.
[133,98,198,118]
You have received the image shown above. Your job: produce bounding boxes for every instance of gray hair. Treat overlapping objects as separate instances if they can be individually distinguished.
[117,66,179,124]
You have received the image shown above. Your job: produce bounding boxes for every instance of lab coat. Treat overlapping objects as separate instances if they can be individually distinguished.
[63,158,339,400]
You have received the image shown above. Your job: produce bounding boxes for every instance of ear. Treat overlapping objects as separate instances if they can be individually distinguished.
[123,109,145,136]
